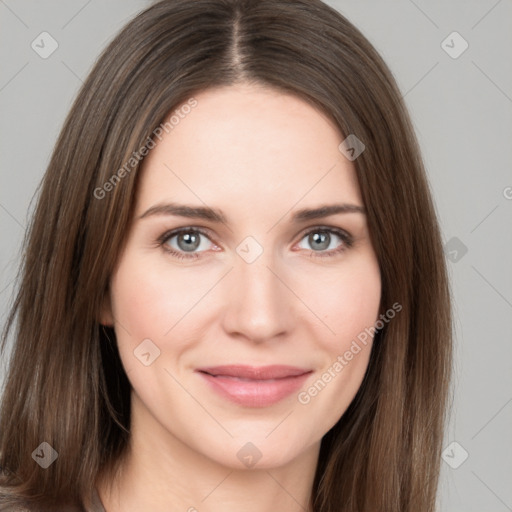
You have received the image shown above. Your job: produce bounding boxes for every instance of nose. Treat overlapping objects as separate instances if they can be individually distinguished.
[220,248,295,344]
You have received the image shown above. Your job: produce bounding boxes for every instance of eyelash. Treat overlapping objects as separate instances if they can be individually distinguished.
[156,226,354,261]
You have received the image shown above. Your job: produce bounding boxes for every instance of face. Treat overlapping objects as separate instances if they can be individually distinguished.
[101,83,381,469]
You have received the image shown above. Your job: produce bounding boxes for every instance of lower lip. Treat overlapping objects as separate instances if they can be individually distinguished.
[197,371,312,407]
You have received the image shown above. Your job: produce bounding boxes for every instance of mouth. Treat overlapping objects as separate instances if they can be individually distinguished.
[194,365,313,407]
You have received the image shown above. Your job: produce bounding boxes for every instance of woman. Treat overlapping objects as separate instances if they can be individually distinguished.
[0,0,452,510]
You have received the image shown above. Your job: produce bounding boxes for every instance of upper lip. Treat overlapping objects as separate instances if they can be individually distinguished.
[196,365,312,380]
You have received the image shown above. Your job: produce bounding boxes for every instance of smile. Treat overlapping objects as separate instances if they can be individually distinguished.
[195,365,313,407]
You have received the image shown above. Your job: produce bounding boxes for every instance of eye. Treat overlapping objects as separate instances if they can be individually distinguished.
[296,227,353,258]
[157,226,353,261]
[158,228,216,260]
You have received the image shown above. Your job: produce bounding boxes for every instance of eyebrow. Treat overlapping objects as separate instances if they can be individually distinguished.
[138,202,366,223]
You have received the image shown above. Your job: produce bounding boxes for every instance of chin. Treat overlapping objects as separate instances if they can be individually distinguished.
[203,434,315,471]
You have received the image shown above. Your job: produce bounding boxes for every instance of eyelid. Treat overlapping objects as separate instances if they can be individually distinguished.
[297,224,352,240]
[293,225,354,252]
[157,224,354,258]
[157,226,218,250]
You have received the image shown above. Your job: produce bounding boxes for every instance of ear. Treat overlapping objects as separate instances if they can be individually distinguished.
[99,290,114,327]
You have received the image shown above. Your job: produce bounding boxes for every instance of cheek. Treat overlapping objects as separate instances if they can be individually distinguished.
[110,257,193,336]
[295,255,381,348]
[111,247,381,359]
[292,256,381,427]
[107,256,180,374]
[334,271,381,344]
[106,243,382,460]
[108,252,222,380]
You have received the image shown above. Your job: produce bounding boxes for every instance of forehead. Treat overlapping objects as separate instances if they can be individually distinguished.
[136,84,362,217]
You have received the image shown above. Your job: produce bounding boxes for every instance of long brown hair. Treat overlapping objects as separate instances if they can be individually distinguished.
[0,0,452,510]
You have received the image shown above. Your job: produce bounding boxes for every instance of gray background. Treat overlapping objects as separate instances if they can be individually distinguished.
[1,1,511,510]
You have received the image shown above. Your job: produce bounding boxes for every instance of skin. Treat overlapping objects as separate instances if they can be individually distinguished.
[98,83,381,512]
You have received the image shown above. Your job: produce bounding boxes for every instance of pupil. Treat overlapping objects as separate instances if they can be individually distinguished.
[176,231,331,253]
[178,232,200,252]
[310,231,329,250]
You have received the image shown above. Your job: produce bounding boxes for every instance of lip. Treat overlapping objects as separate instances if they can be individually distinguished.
[195,365,312,408]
